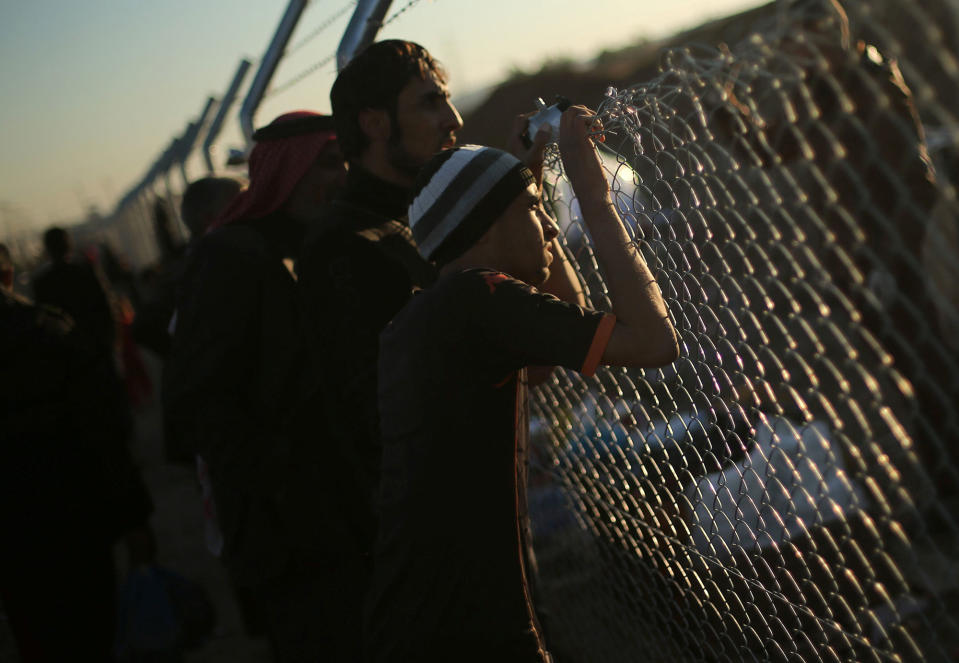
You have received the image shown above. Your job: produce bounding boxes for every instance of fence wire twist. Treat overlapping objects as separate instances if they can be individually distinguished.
[529,1,959,661]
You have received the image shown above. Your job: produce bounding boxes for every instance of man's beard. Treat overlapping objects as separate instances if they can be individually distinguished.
[386,128,427,180]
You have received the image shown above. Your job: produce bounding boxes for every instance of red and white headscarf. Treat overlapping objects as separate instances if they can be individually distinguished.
[209,110,336,230]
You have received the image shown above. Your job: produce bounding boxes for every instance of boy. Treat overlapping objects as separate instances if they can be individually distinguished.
[369,106,679,661]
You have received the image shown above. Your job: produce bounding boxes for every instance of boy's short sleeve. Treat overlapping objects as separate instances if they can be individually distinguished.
[469,269,615,377]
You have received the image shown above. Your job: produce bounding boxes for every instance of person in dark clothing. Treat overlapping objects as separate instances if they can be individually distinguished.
[181,176,246,238]
[153,196,184,264]
[131,175,243,359]
[368,109,679,662]
[0,242,154,663]
[162,111,347,663]
[296,41,566,658]
[32,226,116,357]
[295,41,463,656]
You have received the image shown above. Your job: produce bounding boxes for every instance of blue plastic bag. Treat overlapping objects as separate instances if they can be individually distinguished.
[115,565,215,662]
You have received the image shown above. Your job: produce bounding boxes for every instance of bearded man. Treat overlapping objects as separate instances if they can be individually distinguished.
[295,40,464,627]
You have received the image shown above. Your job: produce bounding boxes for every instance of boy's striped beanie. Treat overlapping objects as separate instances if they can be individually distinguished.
[408,145,535,266]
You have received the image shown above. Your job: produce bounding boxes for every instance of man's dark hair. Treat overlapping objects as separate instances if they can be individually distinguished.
[43,227,71,262]
[181,176,243,236]
[331,39,446,160]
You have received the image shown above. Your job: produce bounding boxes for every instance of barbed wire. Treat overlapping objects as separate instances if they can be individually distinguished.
[382,0,428,27]
[266,0,432,100]
[285,0,358,57]
[266,52,339,99]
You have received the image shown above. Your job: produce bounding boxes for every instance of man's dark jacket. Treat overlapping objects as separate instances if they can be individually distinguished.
[1,288,152,661]
[297,166,437,557]
[163,212,338,585]
[1,288,152,549]
[32,259,116,355]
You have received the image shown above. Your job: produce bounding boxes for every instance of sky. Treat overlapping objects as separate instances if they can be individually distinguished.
[0,0,763,237]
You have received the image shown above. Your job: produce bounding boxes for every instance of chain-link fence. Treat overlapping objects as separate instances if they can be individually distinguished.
[529,1,959,661]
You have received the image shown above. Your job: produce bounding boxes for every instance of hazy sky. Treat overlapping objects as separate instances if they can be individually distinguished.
[0,0,762,233]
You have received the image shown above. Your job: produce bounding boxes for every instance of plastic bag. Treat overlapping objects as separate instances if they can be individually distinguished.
[115,565,216,662]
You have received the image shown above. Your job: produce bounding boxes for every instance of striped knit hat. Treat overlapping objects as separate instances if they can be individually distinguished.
[408,145,535,265]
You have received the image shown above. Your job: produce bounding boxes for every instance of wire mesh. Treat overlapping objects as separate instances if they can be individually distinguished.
[529,1,959,661]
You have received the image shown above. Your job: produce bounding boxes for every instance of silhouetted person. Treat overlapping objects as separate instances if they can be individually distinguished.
[94,241,140,308]
[294,44,462,657]
[32,226,116,357]
[296,41,562,657]
[163,111,346,662]
[182,176,246,238]
[0,242,154,663]
[132,176,243,358]
[153,196,183,264]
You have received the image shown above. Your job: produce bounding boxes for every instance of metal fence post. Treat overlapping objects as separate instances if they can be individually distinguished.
[174,120,201,191]
[336,0,395,71]
[238,0,309,149]
[203,59,252,173]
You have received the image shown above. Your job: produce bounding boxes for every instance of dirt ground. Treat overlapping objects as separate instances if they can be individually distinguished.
[126,352,272,662]
[0,351,272,662]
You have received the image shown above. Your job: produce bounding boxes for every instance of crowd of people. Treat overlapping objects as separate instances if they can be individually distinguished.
[1,38,677,663]
[1,229,154,661]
